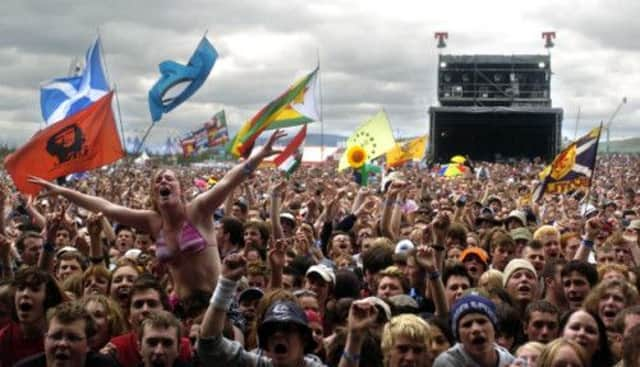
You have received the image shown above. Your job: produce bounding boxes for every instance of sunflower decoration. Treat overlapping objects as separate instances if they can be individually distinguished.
[346,145,367,169]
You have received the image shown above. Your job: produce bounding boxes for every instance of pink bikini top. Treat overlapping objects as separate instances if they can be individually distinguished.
[155,220,210,263]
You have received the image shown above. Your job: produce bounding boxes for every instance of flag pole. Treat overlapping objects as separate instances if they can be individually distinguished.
[96,28,112,87]
[113,83,127,151]
[135,123,155,156]
[582,122,603,215]
[95,28,126,153]
[317,49,324,161]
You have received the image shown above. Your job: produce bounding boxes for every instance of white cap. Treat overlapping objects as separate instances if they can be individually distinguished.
[124,249,142,261]
[395,239,415,255]
[306,264,336,284]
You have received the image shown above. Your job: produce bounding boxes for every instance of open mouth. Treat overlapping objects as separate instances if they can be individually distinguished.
[471,336,487,345]
[116,287,131,300]
[602,309,617,318]
[150,358,165,367]
[468,266,478,274]
[274,343,289,355]
[54,351,70,360]
[159,187,171,197]
[18,301,33,312]
[517,284,531,293]
[568,295,582,304]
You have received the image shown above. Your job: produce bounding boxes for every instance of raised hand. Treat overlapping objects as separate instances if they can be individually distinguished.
[256,129,286,159]
[584,217,601,241]
[45,216,62,245]
[431,213,450,243]
[268,238,286,270]
[222,253,246,281]
[416,245,438,273]
[87,213,103,239]
[347,299,379,335]
[0,233,11,259]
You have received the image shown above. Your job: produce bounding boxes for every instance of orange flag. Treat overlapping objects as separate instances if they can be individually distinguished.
[5,92,124,195]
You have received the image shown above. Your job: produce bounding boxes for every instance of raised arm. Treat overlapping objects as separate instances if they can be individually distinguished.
[268,238,285,289]
[417,245,448,317]
[0,186,7,235]
[201,254,246,338]
[27,176,154,233]
[24,195,46,231]
[269,179,287,240]
[87,213,106,265]
[574,218,599,262]
[191,130,286,219]
[339,299,379,367]
[0,234,12,280]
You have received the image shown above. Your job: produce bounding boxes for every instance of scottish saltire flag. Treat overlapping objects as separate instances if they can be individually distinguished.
[40,38,109,125]
[532,126,602,202]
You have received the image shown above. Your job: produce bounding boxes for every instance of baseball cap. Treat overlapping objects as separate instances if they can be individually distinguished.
[306,264,336,284]
[258,301,315,352]
[280,212,297,226]
[505,210,527,226]
[55,246,79,259]
[459,247,489,266]
[395,239,415,255]
[362,296,392,322]
[238,287,264,303]
[510,227,533,242]
[628,219,640,231]
[124,249,142,261]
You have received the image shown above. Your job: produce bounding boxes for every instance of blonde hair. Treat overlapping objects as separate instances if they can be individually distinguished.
[516,341,545,358]
[378,266,410,294]
[583,279,639,316]
[381,314,430,366]
[597,263,629,282]
[478,269,504,291]
[81,294,128,337]
[533,225,560,242]
[537,338,587,367]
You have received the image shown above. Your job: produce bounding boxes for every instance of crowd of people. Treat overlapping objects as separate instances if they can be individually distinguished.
[2,130,640,367]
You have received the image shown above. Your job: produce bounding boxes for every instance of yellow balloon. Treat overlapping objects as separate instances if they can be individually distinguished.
[450,155,466,164]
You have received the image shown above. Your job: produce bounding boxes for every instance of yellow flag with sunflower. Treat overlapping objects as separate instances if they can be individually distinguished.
[338,110,396,171]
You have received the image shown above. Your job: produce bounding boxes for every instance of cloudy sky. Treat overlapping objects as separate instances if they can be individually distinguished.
[1,0,638,148]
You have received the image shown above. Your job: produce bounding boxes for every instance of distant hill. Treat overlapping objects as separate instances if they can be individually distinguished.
[256,133,346,147]
[598,137,640,153]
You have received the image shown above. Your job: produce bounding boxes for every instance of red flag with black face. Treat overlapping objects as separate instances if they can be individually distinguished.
[4,92,124,195]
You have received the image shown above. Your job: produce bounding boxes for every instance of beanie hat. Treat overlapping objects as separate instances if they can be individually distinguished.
[450,293,497,340]
[502,258,537,287]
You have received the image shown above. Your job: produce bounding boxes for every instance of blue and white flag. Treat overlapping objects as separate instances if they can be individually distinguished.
[40,38,110,125]
[148,36,218,122]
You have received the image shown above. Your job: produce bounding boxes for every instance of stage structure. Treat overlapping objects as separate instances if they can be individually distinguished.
[429,53,563,162]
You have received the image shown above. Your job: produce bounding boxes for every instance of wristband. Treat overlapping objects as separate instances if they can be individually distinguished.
[90,256,104,264]
[242,162,255,176]
[43,242,56,254]
[581,239,594,249]
[342,350,361,364]
[210,277,238,311]
[428,271,441,280]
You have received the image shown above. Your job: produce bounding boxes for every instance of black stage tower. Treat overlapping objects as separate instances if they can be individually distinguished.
[429,54,563,162]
